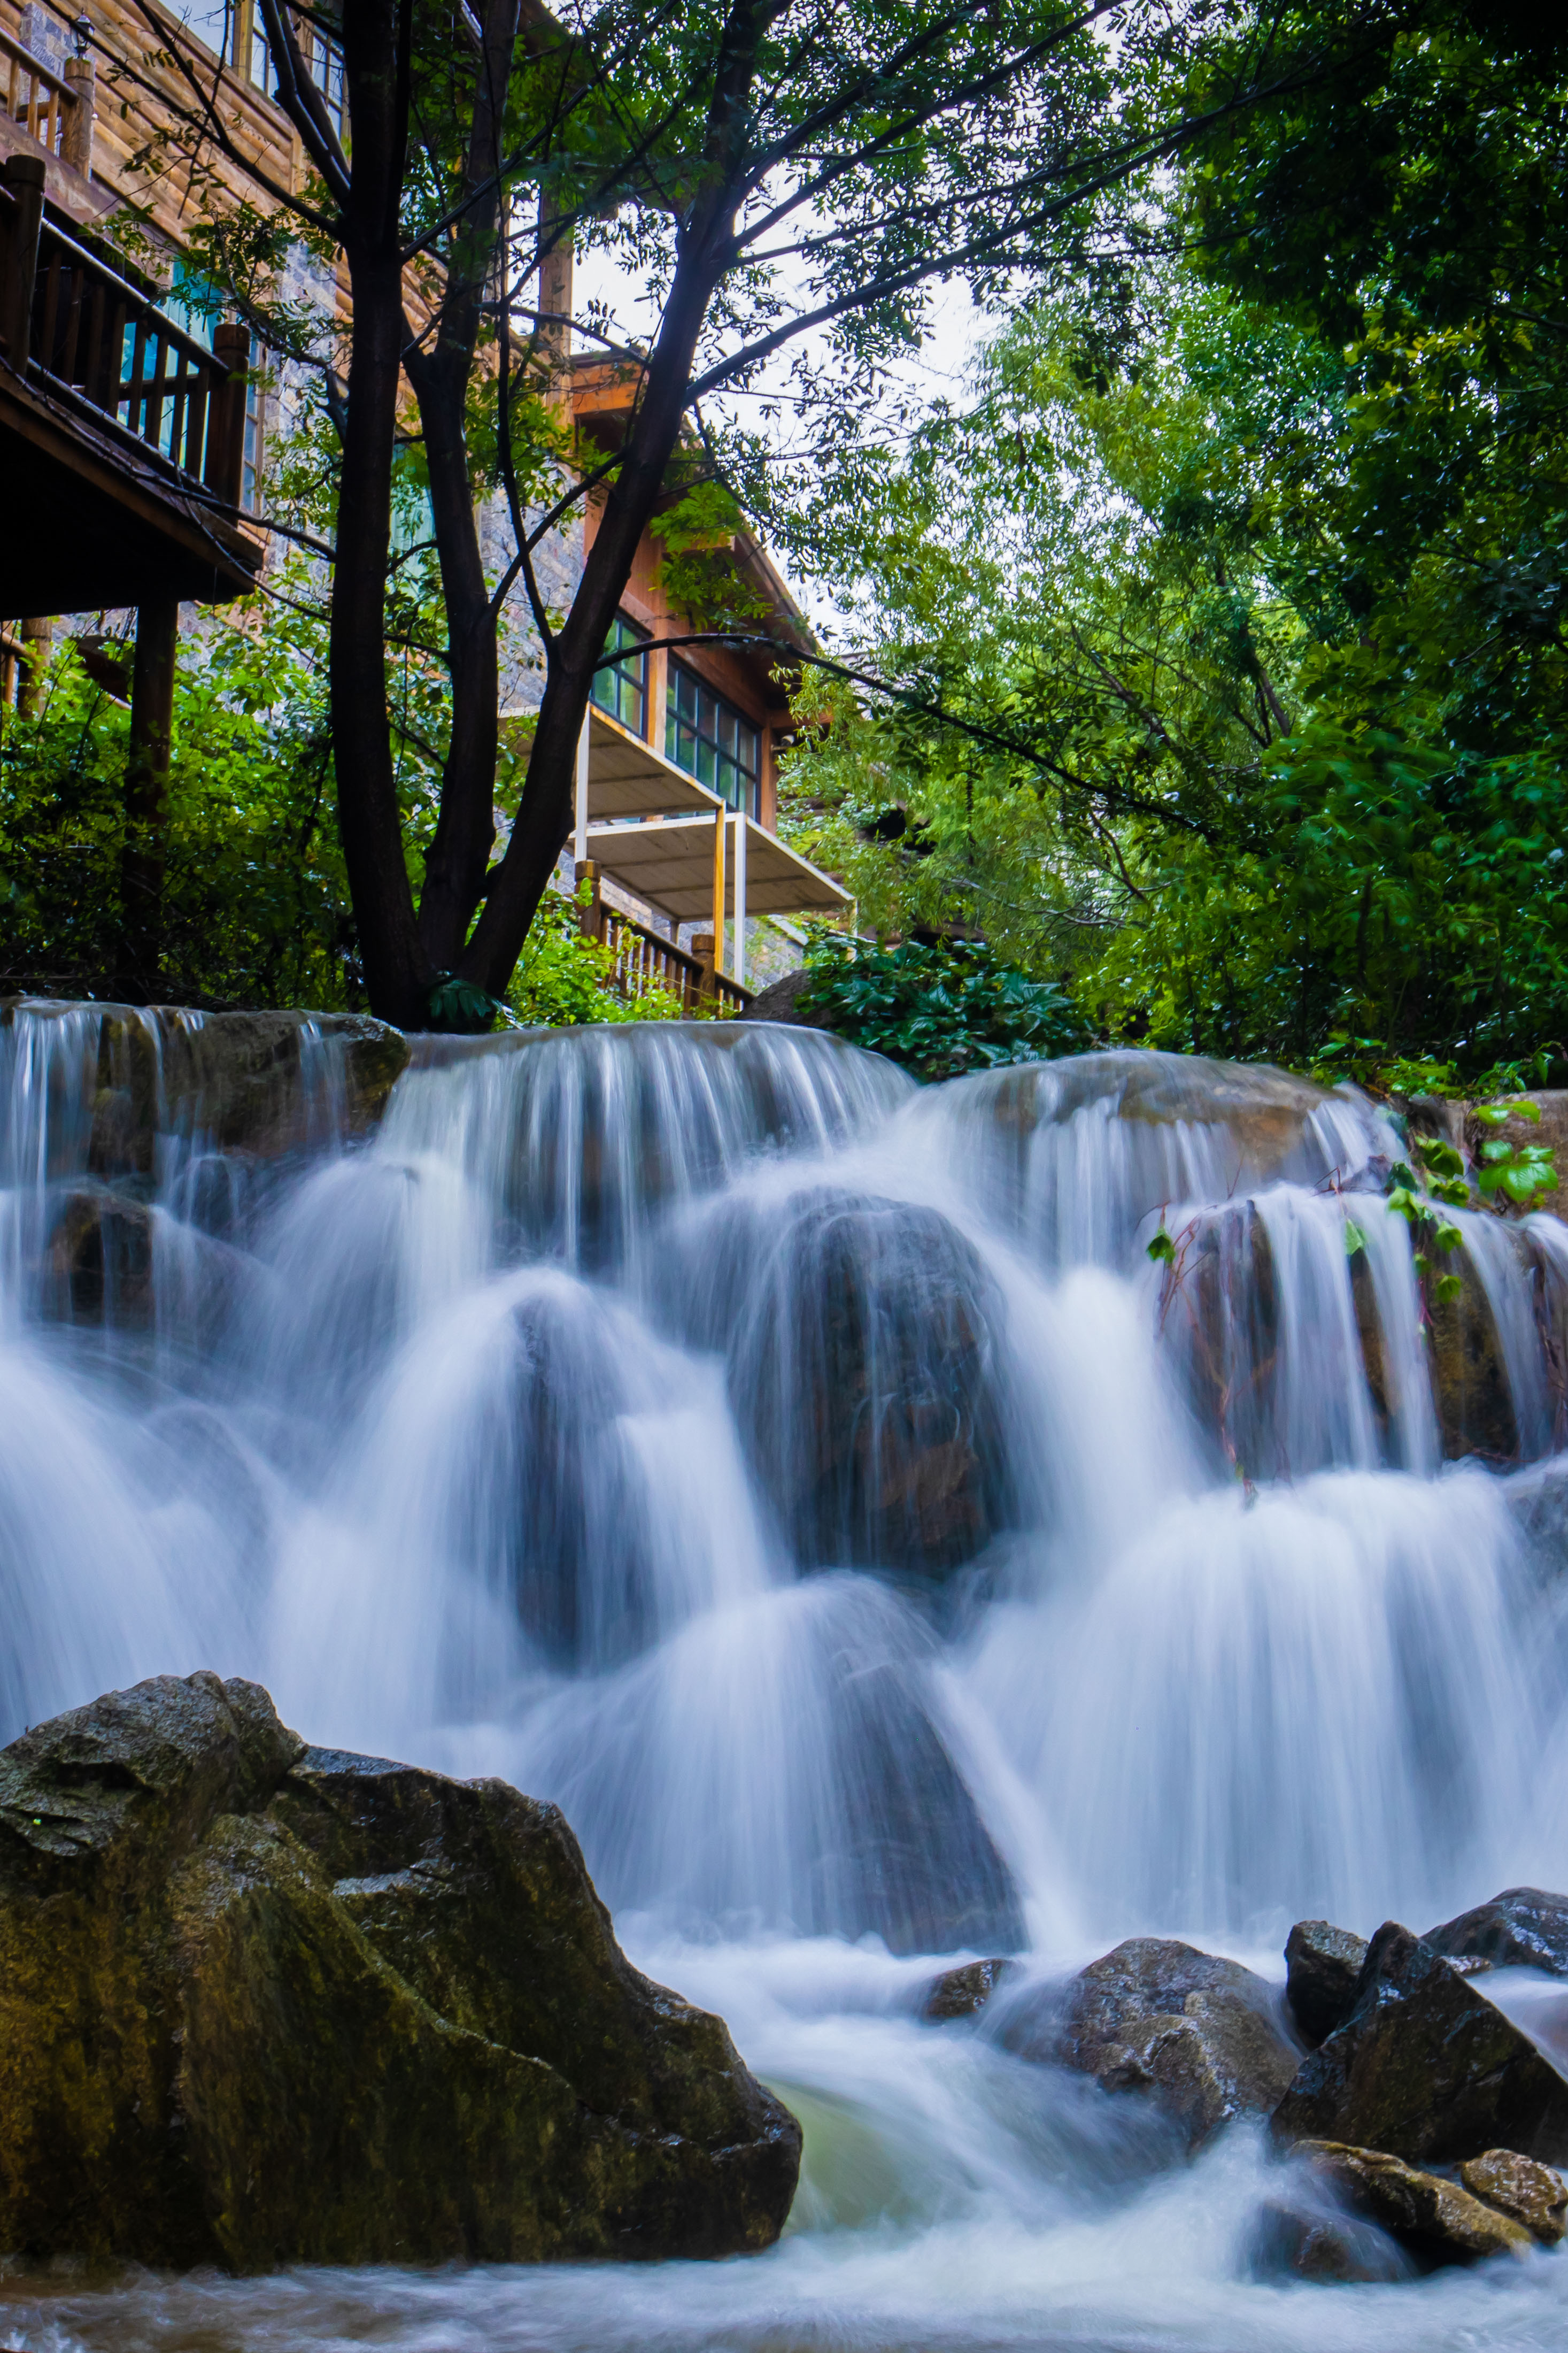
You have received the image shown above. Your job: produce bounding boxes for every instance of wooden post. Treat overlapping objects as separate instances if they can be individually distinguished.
[573,709,590,862]
[711,804,727,978]
[120,594,179,1002]
[574,857,602,940]
[2,156,46,372]
[691,931,716,1012]
[17,616,51,717]
[61,55,94,177]
[732,810,747,985]
[206,322,249,505]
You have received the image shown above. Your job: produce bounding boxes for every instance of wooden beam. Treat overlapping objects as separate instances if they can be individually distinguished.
[712,805,727,978]
[120,594,179,1002]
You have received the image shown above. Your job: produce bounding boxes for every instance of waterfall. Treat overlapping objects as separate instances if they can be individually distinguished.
[3,999,1568,2352]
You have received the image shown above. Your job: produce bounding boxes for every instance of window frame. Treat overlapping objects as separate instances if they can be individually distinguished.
[590,611,651,739]
[664,657,761,817]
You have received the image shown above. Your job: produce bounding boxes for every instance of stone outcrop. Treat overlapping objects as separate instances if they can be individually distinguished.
[920,1957,1018,2022]
[1295,2142,1535,2265]
[1425,1886,1568,1975]
[1003,1938,1299,2150]
[44,1184,156,1322]
[738,967,834,1029]
[84,1008,410,1178]
[0,1674,800,2271]
[1272,1920,1568,2164]
[1285,1919,1370,2046]
[675,1187,1010,1577]
[1424,1249,1520,1463]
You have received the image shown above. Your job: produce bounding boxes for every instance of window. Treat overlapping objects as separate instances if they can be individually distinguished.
[591,612,650,737]
[241,356,266,510]
[307,22,345,139]
[665,659,760,815]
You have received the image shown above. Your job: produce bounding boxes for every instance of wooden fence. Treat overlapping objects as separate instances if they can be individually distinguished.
[577,863,753,1016]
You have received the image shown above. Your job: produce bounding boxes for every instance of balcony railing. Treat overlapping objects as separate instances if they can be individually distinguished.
[1,156,249,509]
[577,863,752,1016]
[2,25,89,168]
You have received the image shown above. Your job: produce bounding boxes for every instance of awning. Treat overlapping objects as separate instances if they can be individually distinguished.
[584,811,848,921]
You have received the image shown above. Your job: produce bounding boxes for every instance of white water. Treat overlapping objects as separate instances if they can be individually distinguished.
[3,1009,1568,2349]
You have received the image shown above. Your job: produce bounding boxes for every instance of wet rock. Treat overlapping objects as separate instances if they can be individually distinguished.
[44,1185,156,1322]
[1249,2191,1412,2283]
[157,1011,409,1156]
[1003,1938,1299,2150]
[1297,2141,1533,2266]
[1286,1920,1370,2046]
[1425,1251,1519,1463]
[739,967,834,1029]
[1156,1199,1281,1480]
[0,1675,800,2271]
[1425,1887,1568,1976]
[1458,2148,1568,2242]
[82,1009,408,1181]
[681,1187,1010,1577]
[1272,1920,1568,2164]
[920,1956,1018,2022]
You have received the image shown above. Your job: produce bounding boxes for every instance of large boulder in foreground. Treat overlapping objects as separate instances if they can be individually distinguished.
[1002,1937,1299,2150]
[1272,1920,1568,2165]
[0,1674,799,2271]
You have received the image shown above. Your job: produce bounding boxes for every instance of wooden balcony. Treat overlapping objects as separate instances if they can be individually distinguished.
[0,151,261,614]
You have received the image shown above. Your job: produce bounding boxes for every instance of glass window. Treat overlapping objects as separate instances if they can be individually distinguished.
[248,3,271,87]
[242,356,266,510]
[308,24,345,138]
[591,612,650,737]
[665,658,760,815]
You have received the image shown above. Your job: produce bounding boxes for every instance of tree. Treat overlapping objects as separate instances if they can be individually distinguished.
[137,0,1378,1026]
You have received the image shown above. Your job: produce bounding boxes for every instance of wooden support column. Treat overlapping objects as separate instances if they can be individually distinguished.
[62,55,95,178]
[574,857,602,939]
[573,710,591,862]
[1,156,46,371]
[120,594,179,1003]
[711,804,727,979]
[17,616,51,717]
[732,811,747,985]
[691,932,716,1010]
[205,324,250,506]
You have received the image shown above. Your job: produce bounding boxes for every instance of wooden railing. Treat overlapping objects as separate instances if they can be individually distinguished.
[2,27,90,170]
[576,862,753,1016]
[1,158,249,506]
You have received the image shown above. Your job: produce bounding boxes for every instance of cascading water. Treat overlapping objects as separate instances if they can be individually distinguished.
[4,1007,1568,2349]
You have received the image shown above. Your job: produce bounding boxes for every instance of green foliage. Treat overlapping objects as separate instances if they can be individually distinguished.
[776,2,1568,1080]
[799,932,1092,1083]
[0,626,356,1010]
[505,886,685,1029]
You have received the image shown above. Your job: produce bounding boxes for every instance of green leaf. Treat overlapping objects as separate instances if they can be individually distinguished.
[1435,1273,1464,1302]
[1147,1228,1177,1264]
[1344,1219,1367,1256]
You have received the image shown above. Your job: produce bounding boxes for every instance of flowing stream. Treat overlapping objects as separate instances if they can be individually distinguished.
[4,1005,1568,2350]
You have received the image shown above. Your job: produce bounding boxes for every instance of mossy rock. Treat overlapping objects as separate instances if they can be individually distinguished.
[0,1675,800,2271]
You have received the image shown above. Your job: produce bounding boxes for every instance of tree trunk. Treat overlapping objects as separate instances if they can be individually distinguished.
[327,0,432,1028]
[457,247,721,1002]
[406,355,500,975]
